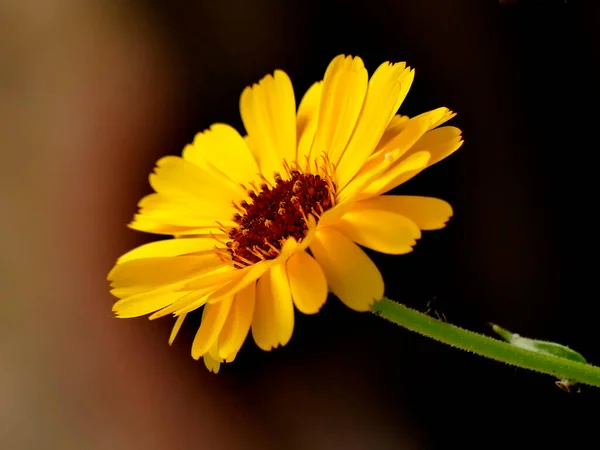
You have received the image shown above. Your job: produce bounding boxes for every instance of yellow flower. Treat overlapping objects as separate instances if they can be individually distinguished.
[108,55,463,373]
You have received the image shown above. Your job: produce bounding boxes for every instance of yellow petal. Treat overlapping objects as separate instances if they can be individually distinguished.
[111,276,184,301]
[360,151,431,198]
[286,250,327,314]
[204,237,298,302]
[113,291,186,319]
[182,265,239,291]
[127,215,226,236]
[360,195,453,230]
[405,126,463,168]
[412,107,457,132]
[376,114,410,151]
[317,200,356,229]
[338,117,430,202]
[309,227,383,311]
[311,55,368,166]
[173,291,214,316]
[117,237,222,264]
[184,123,260,186]
[297,81,322,142]
[243,134,259,162]
[110,286,146,299]
[108,254,223,289]
[336,63,414,188]
[335,150,394,205]
[191,295,234,359]
[252,272,276,351]
[148,267,236,320]
[137,197,232,223]
[218,282,256,359]
[240,70,296,177]
[203,354,221,374]
[169,313,187,345]
[368,114,432,162]
[205,259,275,303]
[208,337,221,361]
[149,287,214,319]
[252,263,294,350]
[296,81,322,169]
[149,156,242,203]
[373,108,457,157]
[298,118,319,172]
[333,202,421,255]
[368,111,462,191]
[271,263,294,346]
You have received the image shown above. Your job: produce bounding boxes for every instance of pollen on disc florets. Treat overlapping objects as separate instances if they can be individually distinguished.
[227,170,336,268]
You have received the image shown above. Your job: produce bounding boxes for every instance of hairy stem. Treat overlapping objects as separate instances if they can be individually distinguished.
[372,297,600,388]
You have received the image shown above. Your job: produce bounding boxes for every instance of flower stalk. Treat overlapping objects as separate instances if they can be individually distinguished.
[372,297,600,389]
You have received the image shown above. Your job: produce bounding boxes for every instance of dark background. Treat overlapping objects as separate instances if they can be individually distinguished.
[2,0,599,448]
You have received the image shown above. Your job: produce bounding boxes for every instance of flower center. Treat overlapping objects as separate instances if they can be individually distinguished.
[227,170,335,268]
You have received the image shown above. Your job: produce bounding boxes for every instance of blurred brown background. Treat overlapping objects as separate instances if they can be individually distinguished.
[2,0,599,449]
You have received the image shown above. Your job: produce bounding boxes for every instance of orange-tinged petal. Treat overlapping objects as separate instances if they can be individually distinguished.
[191,295,234,359]
[333,203,421,255]
[218,282,256,359]
[252,264,294,350]
[240,70,296,178]
[309,227,383,311]
[184,123,260,186]
[117,237,222,264]
[287,250,327,314]
[311,55,368,166]
[336,63,414,188]
[358,195,453,230]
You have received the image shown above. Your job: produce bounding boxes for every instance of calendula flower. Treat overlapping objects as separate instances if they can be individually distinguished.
[108,54,463,373]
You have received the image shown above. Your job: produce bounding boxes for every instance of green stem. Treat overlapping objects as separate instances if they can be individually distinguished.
[372,297,600,388]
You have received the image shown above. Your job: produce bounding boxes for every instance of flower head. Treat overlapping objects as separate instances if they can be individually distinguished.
[108,55,463,373]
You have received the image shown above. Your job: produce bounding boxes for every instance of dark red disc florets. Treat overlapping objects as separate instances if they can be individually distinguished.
[227,170,335,268]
